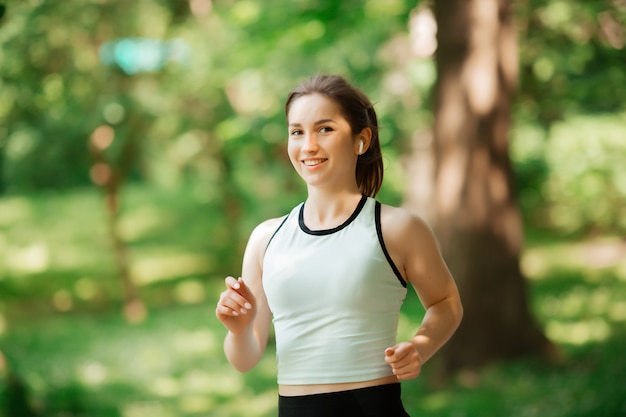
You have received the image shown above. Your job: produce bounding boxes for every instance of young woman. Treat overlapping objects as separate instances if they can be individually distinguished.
[216,74,463,417]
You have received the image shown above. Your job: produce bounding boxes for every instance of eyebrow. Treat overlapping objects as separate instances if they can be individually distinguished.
[288,118,335,127]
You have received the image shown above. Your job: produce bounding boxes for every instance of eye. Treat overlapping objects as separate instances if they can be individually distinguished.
[290,129,303,137]
[319,126,333,133]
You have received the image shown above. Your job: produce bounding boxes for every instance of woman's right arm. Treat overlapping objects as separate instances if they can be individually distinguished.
[215,218,281,372]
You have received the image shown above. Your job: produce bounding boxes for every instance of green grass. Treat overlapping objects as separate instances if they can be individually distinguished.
[1,185,625,416]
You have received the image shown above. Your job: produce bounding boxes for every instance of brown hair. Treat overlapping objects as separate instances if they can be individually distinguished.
[285,74,383,198]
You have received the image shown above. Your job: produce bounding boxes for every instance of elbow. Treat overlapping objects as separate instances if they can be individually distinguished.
[232,362,255,373]
[225,354,259,373]
[453,296,464,328]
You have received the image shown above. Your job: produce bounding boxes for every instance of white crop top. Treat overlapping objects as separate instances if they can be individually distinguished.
[262,196,408,385]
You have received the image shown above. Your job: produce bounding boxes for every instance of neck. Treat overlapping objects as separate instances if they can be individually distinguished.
[303,187,363,230]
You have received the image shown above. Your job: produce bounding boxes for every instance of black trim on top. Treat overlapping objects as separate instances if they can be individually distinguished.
[265,213,290,251]
[299,195,368,236]
[375,201,407,288]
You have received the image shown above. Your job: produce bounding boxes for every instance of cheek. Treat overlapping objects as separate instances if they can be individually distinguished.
[287,141,300,166]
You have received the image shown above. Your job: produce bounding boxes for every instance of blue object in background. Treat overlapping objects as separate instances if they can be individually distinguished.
[99,37,190,75]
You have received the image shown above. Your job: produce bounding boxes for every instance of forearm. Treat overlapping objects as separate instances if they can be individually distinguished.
[224,329,264,372]
[411,296,463,363]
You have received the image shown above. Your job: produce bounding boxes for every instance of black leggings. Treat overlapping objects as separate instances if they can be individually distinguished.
[278,383,410,417]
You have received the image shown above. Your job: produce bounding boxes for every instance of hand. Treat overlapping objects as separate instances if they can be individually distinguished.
[215,276,256,334]
[384,342,422,380]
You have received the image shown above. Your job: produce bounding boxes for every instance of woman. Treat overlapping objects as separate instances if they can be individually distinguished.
[216,74,463,417]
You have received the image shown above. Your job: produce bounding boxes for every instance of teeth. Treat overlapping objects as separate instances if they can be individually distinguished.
[303,159,325,166]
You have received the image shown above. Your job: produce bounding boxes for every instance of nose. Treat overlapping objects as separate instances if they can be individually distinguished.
[301,132,319,153]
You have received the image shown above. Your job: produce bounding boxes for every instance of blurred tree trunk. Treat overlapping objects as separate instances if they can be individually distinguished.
[89,83,148,324]
[419,0,556,373]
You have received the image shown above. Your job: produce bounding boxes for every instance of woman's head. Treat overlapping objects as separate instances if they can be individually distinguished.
[285,74,383,198]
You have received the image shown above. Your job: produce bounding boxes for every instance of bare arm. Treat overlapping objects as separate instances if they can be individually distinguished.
[216,218,281,372]
[382,205,463,379]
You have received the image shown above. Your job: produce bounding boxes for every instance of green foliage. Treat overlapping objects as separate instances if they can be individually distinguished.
[2,0,624,236]
[1,185,625,416]
[0,0,425,197]
[512,113,626,234]
[509,0,626,235]
[543,114,626,233]
[516,0,626,123]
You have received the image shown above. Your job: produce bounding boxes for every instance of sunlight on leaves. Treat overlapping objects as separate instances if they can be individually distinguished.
[216,116,251,141]
[544,114,626,233]
[608,301,626,322]
[74,277,98,301]
[132,346,170,373]
[174,280,206,304]
[77,361,108,386]
[522,236,626,279]
[6,242,49,273]
[173,330,218,356]
[365,0,407,17]
[226,70,279,117]
[131,253,213,285]
[221,388,277,417]
[123,401,174,417]
[180,369,215,394]
[533,56,555,81]
[537,1,574,28]
[151,376,181,397]
[179,394,214,414]
[52,290,73,312]
[421,392,450,412]
[229,1,260,27]
[521,249,550,279]
[546,318,611,346]
[200,367,245,396]
[4,129,39,162]
[103,102,126,125]
[303,20,325,41]
[119,206,166,242]
[618,261,626,282]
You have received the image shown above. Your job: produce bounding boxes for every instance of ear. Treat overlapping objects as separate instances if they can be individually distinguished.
[355,127,372,155]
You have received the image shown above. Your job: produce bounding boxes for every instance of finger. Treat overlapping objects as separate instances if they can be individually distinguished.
[388,355,421,376]
[225,276,241,290]
[221,295,251,315]
[225,276,256,302]
[221,276,253,308]
[219,290,252,314]
[394,368,421,380]
[384,347,396,365]
[216,303,240,317]
[390,355,416,371]
[392,343,414,359]
[385,344,420,369]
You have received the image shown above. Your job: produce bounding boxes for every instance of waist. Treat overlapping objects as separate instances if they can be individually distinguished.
[279,375,399,396]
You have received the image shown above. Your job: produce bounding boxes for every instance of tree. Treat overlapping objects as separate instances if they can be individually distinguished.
[423,0,556,373]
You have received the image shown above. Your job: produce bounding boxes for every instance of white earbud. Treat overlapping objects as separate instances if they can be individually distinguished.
[358,141,364,155]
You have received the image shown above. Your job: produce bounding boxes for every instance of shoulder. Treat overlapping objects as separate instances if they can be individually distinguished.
[379,204,453,287]
[241,215,289,278]
[247,216,288,252]
[378,203,442,268]
[379,204,434,244]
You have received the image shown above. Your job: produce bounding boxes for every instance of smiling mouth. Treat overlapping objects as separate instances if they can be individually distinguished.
[302,159,327,166]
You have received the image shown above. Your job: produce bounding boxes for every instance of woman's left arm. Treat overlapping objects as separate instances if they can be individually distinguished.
[381,205,463,380]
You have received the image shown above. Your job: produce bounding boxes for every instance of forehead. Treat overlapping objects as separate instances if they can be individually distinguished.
[287,93,344,124]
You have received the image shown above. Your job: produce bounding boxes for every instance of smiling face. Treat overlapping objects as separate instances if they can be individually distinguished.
[287,93,363,193]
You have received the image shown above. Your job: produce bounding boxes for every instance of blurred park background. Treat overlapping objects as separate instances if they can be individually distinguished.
[0,0,625,416]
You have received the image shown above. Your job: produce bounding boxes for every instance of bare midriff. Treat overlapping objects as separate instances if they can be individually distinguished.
[278,375,399,396]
